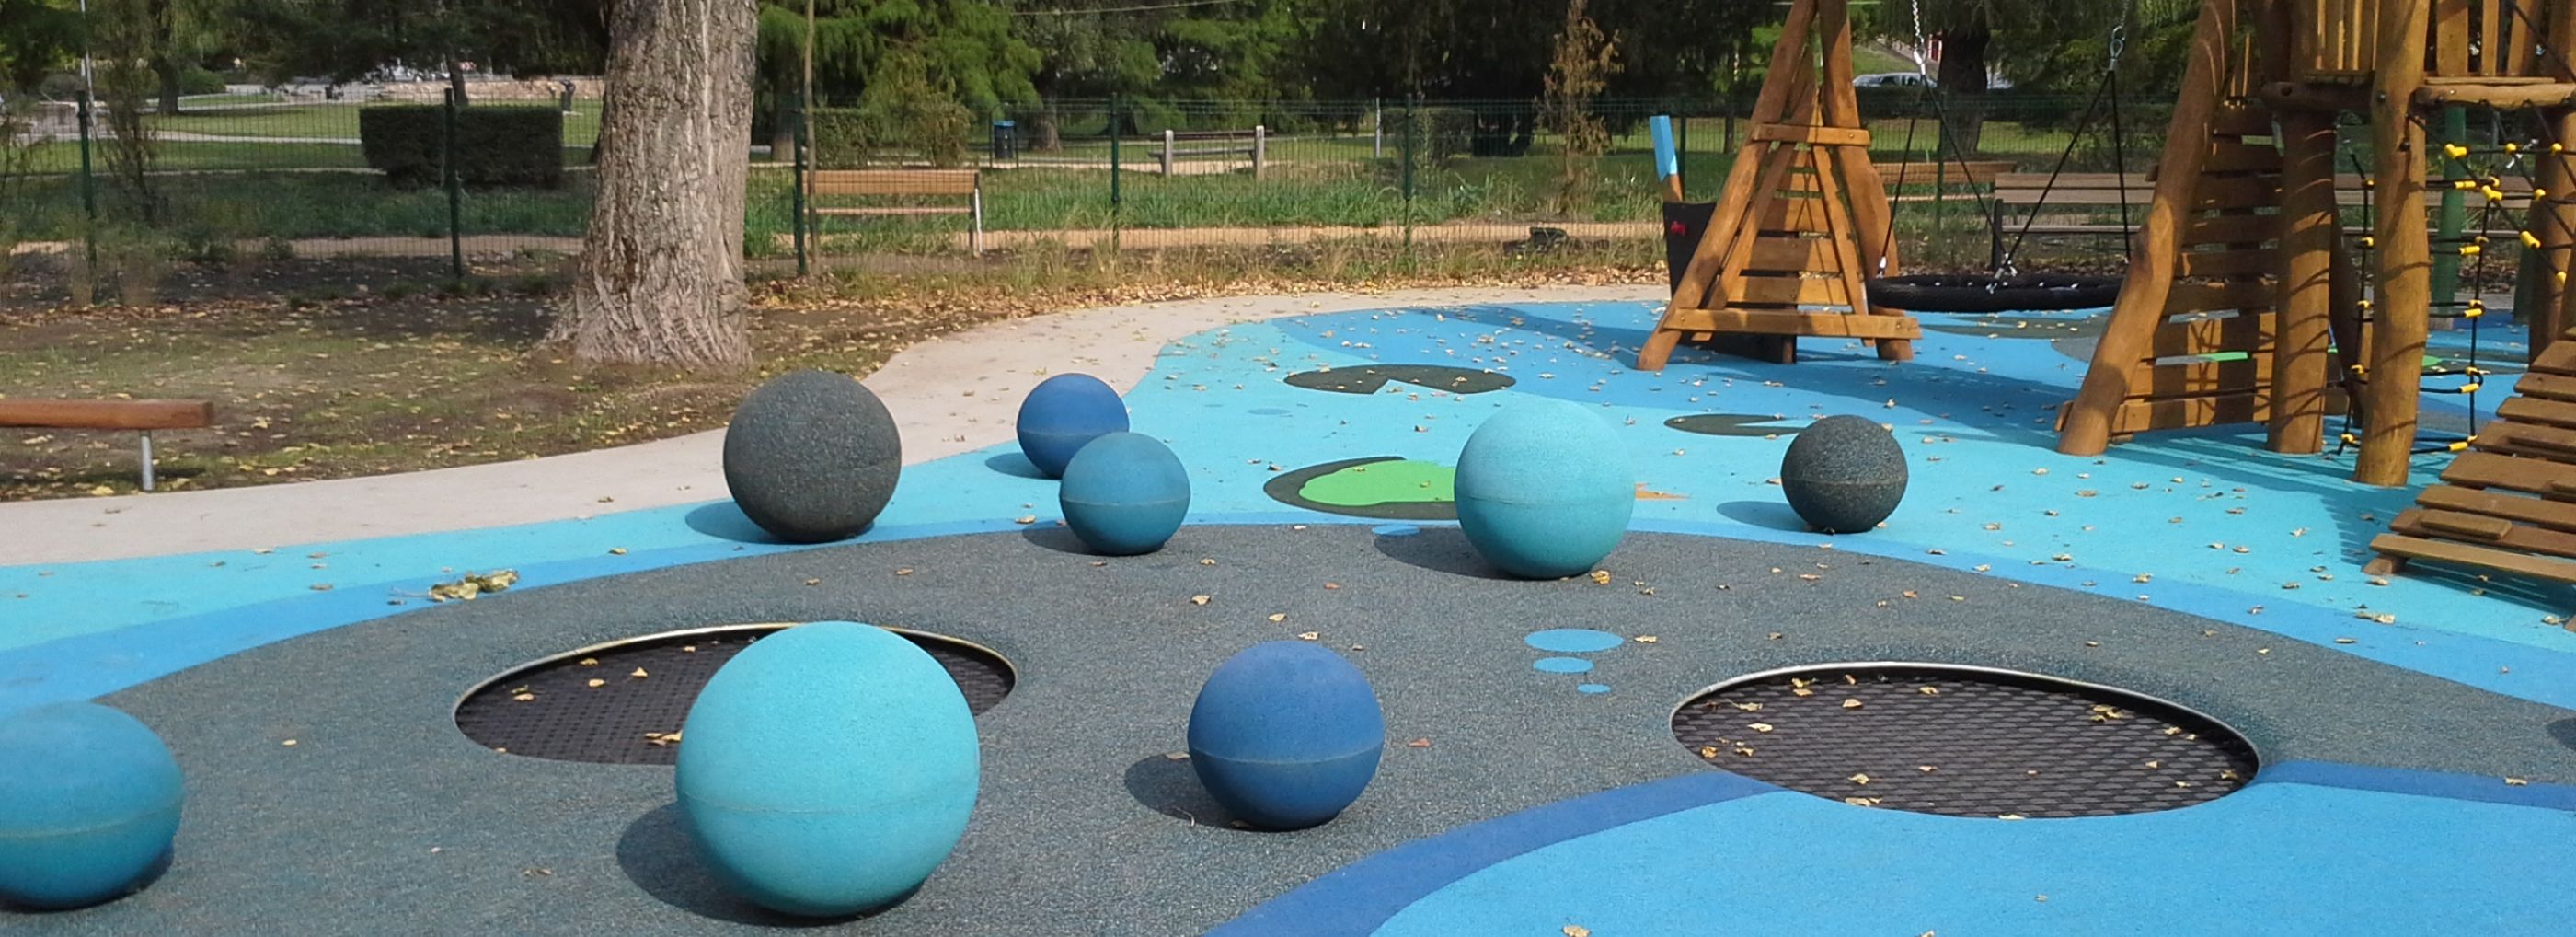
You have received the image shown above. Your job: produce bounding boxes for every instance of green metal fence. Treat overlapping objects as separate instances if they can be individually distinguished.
[3,90,2185,305]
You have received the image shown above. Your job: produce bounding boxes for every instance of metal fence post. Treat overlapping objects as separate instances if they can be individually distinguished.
[1400,97,1417,260]
[75,80,98,278]
[1110,98,1123,253]
[1161,128,1175,176]
[443,87,465,282]
[1374,98,1383,158]
[791,91,809,276]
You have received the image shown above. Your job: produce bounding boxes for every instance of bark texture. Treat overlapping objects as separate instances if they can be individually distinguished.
[554,0,757,368]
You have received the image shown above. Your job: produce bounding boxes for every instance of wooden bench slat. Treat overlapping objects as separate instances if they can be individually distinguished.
[0,399,213,431]
[811,206,973,216]
[806,169,980,196]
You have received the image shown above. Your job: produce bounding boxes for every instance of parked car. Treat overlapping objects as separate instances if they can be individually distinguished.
[1853,73,1935,88]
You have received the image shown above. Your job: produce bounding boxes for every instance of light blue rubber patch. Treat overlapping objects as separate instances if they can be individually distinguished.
[1524,629,1623,654]
[1372,524,1421,537]
[1532,657,1593,675]
[1576,684,1610,695]
[1371,773,2576,935]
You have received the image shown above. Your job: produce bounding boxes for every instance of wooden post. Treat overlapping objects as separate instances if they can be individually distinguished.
[2357,0,2432,487]
[2272,109,2338,454]
[1815,0,1907,361]
[2059,0,2237,456]
[1253,125,1267,179]
[2537,3,2576,354]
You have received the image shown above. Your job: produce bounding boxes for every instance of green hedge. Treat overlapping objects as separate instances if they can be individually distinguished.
[358,105,565,189]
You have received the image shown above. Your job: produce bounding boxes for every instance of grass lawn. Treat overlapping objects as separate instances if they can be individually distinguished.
[0,242,1662,500]
[24,140,375,173]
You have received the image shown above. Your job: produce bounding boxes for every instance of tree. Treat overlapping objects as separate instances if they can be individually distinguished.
[0,0,82,92]
[225,0,607,105]
[752,0,1036,154]
[551,0,756,368]
[1542,0,1618,214]
[1860,0,2186,156]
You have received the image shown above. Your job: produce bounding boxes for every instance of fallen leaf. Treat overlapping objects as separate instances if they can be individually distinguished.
[1407,738,1431,748]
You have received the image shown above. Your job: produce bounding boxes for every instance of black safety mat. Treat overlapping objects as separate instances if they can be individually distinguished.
[1673,666,2258,817]
[454,627,1013,765]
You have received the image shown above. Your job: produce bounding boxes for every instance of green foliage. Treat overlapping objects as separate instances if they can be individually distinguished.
[761,0,1038,113]
[180,66,226,95]
[358,105,565,188]
[1544,0,1621,214]
[1386,107,1476,165]
[0,0,82,91]
[226,0,606,87]
[93,0,164,224]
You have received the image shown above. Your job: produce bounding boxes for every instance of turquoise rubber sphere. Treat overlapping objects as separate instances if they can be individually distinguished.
[0,702,183,909]
[1059,432,1190,556]
[1453,398,1635,578]
[1187,642,1385,830]
[1016,373,1130,478]
[676,621,981,917]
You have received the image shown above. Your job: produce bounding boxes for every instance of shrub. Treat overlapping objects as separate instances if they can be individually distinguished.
[809,98,972,168]
[1386,107,1475,165]
[180,67,225,96]
[359,105,565,189]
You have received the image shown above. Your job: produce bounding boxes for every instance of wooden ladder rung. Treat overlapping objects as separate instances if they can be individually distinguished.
[2369,533,2576,584]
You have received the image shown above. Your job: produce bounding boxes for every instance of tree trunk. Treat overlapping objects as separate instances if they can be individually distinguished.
[447,59,471,108]
[769,92,796,162]
[1935,21,1993,156]
[153,57,181,116]
[552,0,756,369]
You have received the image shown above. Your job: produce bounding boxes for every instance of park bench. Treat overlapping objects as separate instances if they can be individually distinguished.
[805,169,984,255]
[1988,171,2534,244]
[0,399,214,492]
[1158,127,1269,178]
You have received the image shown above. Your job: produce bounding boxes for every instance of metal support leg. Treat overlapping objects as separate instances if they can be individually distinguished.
[139,431,155,492]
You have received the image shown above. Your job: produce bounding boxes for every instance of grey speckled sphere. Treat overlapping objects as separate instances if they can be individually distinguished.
[1779,415,1907,534]
[722,370,902,543]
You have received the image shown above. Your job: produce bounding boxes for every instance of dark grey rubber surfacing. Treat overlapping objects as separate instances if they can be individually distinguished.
[14,525,2573,936]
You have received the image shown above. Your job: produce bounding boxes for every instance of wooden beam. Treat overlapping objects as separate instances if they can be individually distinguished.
[0,399,214,431]
[2412,82,2576,107]
[2272,108,2338,454]
[1661,308,1923,340]
[2368,533,2576,584]
[2060,0,2238,456]
[2358,0,2433,487]
[1751,123,1870,147]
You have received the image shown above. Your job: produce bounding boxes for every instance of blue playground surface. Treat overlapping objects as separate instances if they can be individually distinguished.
[6,297,2573,933]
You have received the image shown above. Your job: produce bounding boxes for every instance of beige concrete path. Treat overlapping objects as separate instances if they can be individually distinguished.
[0,284,1658,565]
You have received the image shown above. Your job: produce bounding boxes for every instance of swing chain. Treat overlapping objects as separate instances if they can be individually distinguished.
[1908,0,1932,78]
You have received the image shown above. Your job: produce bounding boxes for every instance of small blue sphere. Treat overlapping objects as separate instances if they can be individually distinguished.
[1454,398,1635,578]
[0,702,183,910]
[677,622,980,917]
[1059,432,1190,556]
[1187,642,1385,830]
[1017,374,1129,478]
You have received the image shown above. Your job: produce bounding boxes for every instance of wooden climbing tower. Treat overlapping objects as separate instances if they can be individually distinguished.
[1636,0,1918,370]
[2057,0,2330,458]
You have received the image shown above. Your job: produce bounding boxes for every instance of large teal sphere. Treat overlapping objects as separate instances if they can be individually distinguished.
[1454,398,1635,578]
[1188,642,1385,830]
[1059,432,1190,556]
[0,702,184,910]
[1016,374,1130,478]
[676,622,981,917]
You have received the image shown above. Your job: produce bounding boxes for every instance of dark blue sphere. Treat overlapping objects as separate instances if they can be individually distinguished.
[1016,374,1129,479]
[0,702,183,910]
[1059,432,1190,556]
[1187,642,1384,830]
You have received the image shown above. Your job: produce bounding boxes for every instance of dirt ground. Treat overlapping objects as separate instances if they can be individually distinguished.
[0,246,1662,501]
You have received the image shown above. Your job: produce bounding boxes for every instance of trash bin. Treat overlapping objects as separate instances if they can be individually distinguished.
[990,120,1018,161]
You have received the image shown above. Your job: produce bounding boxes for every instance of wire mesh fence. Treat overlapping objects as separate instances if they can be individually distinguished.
[3,89,2202,306]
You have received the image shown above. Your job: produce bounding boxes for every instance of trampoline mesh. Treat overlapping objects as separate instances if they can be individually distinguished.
[454,626,1012,765]
[1673,665,2257,817]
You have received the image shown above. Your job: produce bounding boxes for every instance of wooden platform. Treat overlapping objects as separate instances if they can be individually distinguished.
[2368,326,2576,601]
